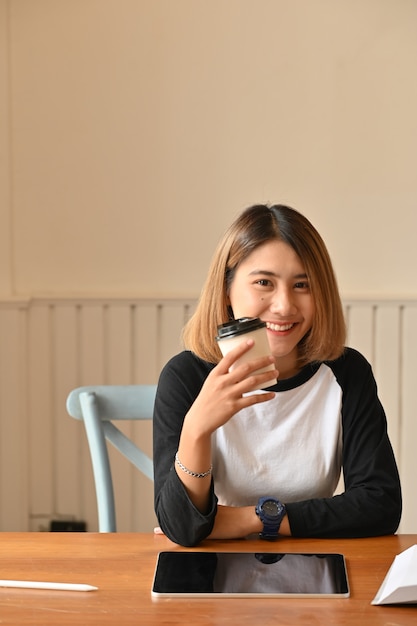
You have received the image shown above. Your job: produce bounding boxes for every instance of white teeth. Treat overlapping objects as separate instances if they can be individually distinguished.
[266,322,295,332]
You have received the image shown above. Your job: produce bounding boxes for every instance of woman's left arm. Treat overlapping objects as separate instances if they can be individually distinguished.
[208,504,292,539]
[286,350,402,538]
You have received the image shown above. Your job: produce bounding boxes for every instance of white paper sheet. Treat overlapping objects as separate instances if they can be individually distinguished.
[371,544,417,605]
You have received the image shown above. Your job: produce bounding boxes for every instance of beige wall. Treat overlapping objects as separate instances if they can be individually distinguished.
[0,0,11,293]
[0,1,417,532]
[1,0,416,299]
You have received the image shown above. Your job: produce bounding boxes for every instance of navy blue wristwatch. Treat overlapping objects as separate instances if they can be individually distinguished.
[255,496,286,540]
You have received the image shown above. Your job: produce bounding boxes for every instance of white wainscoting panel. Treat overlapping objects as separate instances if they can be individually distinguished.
[0,297,415,533]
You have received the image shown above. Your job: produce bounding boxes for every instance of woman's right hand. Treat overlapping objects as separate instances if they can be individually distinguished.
[184,338,278,437]
[175,339,277,513]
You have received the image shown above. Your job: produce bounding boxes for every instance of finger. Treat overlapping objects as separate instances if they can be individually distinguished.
[228,355,276,384]
[215,339,255,373]
[232,366,278,394]
[230,389,276,415]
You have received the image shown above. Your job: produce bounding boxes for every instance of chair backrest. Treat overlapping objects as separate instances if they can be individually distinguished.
[66,385,157,532]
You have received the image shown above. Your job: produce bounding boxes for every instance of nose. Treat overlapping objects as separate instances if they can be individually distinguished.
[269,287,297,316]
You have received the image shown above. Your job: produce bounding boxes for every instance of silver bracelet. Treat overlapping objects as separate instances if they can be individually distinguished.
[175,452,213,478]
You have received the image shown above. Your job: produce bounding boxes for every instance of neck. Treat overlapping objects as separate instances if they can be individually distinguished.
[275,352,301,380]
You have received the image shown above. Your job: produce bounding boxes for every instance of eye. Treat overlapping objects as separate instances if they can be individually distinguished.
[255,279,273,287]
[294,281,310,290]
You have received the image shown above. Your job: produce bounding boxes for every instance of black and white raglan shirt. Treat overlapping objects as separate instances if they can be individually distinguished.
[153,347,402,547]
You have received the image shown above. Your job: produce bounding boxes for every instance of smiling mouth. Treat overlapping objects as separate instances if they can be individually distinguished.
[266,322,295,332]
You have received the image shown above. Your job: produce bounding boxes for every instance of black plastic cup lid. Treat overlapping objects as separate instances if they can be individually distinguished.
[216,317,266,340]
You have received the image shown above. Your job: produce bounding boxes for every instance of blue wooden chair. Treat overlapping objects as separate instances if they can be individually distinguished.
[66,385,156,532]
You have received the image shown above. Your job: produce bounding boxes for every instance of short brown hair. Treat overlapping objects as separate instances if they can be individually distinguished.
[183,204,346,365]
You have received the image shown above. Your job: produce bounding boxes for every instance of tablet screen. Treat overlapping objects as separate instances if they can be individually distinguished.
[152,551,350,598]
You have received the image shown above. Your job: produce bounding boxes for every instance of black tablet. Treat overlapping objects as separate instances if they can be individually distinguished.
[152,551,350,598]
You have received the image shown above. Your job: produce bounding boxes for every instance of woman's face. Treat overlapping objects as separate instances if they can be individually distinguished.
[228,239,315,378]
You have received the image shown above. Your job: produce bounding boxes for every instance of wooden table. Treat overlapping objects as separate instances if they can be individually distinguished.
[0,533,415,625]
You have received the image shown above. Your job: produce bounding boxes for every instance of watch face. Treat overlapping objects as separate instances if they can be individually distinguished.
[262,500,280,516]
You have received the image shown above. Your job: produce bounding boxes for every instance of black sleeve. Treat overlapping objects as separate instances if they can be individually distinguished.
[286,349,402,538]
[153,352,218,546]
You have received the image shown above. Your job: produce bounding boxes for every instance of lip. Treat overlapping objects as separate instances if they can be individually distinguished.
[265,321,298,333]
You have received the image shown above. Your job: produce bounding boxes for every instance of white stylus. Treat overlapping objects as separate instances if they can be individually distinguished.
[0,580,98,591]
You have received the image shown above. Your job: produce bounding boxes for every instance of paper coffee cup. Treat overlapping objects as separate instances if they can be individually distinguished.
[216,317,277,389]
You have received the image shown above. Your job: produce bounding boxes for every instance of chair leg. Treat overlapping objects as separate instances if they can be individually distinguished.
[80,392,117,532]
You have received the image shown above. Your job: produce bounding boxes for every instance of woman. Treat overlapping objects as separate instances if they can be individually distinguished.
[153,204,402,547]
